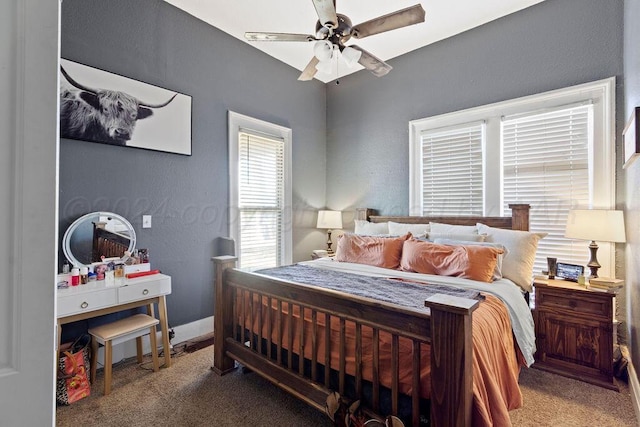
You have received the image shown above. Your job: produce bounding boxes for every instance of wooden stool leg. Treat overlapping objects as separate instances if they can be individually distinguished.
[104,341,112,395]
[149,326,160,372]
[90,337,98,385]
[136,337,144,363]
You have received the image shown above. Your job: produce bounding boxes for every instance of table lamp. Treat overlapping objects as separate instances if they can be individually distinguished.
[564,209,626,278]
[317,210,342,256]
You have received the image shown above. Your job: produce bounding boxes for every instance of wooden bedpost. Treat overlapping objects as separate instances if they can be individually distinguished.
[212,255,238,375]
[425,294,479,427]
[355,208,377,221]
[508,204,530,231]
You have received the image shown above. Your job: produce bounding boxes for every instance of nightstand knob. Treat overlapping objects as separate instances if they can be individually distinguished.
[569,300,577,309]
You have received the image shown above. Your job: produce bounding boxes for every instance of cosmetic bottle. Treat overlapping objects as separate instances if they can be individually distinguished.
[80,266,89,285]
[62,260,70,274]
[114,263,125,285]
[71,267,80,286]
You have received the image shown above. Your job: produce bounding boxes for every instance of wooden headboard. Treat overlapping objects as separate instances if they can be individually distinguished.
[91,223,131,262]
[355,203,530,231]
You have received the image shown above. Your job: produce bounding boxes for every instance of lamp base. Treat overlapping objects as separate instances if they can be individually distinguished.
[326,229,334,256]
[587,240,601,279]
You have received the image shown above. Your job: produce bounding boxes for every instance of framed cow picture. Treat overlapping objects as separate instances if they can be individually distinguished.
[59,58,192,155]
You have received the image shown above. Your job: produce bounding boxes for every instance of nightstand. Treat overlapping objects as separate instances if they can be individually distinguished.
[533,278,618,391]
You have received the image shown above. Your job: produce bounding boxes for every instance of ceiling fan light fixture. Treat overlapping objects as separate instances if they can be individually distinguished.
[315,58,334,74]
[313,40,333,62]
[341,46,362,68]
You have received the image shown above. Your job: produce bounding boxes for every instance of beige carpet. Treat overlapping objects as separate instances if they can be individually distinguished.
[56,344,638,426]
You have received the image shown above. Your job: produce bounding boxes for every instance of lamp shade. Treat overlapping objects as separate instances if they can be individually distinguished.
[565,209,626,243]
[313,41,333,62]
[341,46,362,67]
[317,210,342,229]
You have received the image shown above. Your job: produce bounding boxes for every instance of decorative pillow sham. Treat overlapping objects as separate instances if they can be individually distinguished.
[399,239,503,283]
[476,223,545,292]
[387,221,430,237]
[335,233,411,269]
[354,220,389,236]
[433,238,507,280]
[429,222,478,234]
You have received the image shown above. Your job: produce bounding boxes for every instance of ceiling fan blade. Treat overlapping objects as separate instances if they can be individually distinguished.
[351,4,426,39]
[245,32,319,42]
[298,56,321,81]
[349,45,392,77]
[312,0,339,29]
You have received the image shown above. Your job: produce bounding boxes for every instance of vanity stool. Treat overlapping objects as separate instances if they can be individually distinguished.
[89,313,160,395]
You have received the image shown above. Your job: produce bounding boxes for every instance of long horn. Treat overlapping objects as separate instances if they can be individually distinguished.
[60,66,98,94]
[138,93,177,109]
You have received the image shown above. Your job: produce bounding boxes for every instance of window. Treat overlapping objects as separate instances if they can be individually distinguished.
[502,104,592,275]
[229,112,292,269]
[420,122,484,215]
[409,78,616,277]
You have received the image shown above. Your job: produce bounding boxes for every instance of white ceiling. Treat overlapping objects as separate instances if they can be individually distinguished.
[164,0,545,83]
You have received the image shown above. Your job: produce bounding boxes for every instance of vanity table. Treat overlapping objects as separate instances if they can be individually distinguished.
[57,273,173,368]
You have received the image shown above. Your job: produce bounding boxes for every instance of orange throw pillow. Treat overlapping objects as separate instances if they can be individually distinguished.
[335,233,411,269]
[400,239,503,283]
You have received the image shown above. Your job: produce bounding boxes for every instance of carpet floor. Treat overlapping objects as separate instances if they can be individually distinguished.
[56,344,638,426]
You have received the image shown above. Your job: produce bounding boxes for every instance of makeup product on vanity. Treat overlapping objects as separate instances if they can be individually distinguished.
[71,267,80,286]
[80,267,88,285]
[62,260,70,274]
[105,270,115,287]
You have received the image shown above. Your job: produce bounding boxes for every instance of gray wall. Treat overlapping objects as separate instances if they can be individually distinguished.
[60,0,327,327]
[624,0,640,381]
[326,0,624,220]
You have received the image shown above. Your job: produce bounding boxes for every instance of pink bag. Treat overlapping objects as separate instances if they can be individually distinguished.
[56,334,91,405]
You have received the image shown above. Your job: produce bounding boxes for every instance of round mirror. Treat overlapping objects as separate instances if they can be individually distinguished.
[62,212,136,267]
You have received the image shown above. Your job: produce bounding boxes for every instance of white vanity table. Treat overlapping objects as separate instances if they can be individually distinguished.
[57,273,173,368]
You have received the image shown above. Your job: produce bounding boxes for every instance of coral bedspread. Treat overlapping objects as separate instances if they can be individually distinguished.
[237,265,524,426]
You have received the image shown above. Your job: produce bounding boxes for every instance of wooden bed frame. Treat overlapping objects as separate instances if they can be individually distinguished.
[91,222,131,262]
[212,204,530,426]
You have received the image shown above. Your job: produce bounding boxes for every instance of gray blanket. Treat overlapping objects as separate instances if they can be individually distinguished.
[255,264,482,312]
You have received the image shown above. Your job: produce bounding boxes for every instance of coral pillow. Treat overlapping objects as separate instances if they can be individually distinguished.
[400,239,504,283]
[335,233,411,269]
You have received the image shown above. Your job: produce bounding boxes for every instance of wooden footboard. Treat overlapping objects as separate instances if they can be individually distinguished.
[212,256,479,427]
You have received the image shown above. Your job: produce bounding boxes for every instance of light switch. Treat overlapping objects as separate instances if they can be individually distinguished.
[142,215,152,229]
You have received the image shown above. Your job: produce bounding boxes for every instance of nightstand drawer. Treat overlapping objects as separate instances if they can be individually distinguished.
[118,275,171,303]
[536,288,611,318]
[533,279,617,390]
[58,288,118,317]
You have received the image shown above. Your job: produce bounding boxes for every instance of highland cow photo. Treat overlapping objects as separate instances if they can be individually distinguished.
[59,59,192,155]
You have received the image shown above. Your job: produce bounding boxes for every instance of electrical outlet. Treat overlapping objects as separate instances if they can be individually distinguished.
[142,215,152,228]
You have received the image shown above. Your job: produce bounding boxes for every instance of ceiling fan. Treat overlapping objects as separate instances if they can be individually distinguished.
[245,0,426,81]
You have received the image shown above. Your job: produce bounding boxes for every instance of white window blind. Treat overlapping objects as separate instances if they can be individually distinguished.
[421,122,484,215]
[502,104,592,275]
[238,130,285,269]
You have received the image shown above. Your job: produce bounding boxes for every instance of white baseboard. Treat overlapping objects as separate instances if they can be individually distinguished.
[96,316,214,367]
[628,358,640,425]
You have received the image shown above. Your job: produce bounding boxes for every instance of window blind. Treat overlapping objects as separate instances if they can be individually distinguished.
[421,122,484,215]
[502,105,592,275]
[238,131,285,269]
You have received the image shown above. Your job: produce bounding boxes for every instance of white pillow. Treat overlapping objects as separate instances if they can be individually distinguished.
[429,222,478,234]
[433,238,507,280]
[476,223,545,292]
[427,233,485,242]
[388,221,430,237]
[354,220,389,235]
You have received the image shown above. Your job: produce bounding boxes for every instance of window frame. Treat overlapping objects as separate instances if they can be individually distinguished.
[409,77,616,276]
[228,111,293,267]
